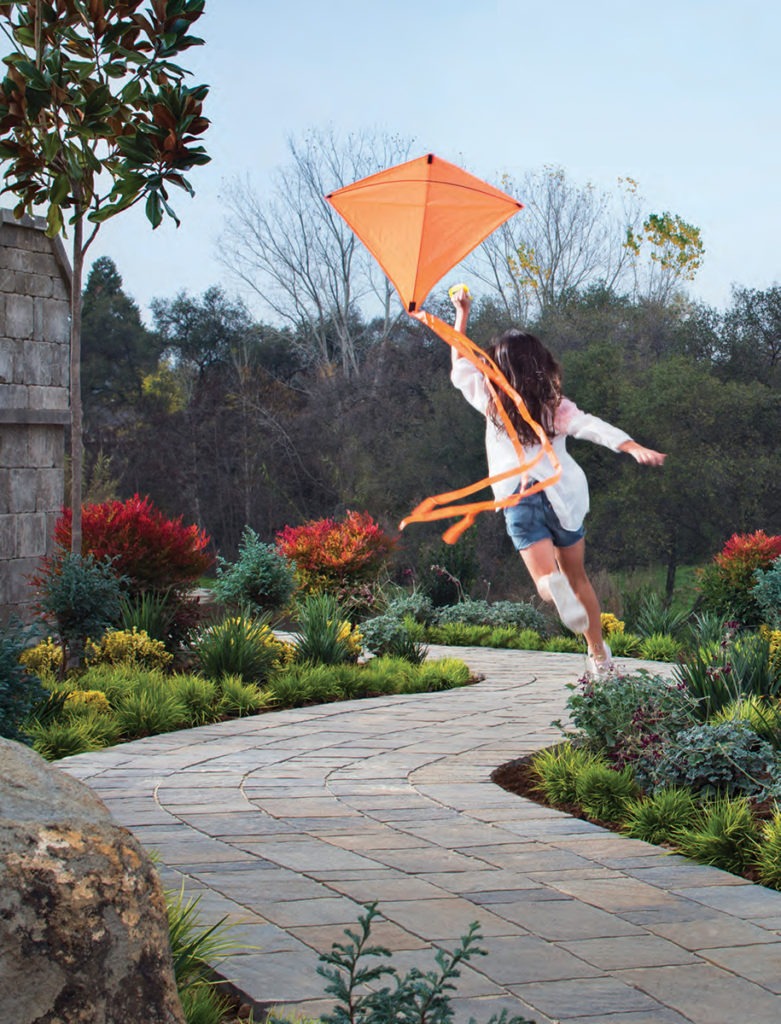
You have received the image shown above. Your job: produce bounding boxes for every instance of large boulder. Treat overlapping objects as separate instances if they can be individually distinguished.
[0,737,185,1024]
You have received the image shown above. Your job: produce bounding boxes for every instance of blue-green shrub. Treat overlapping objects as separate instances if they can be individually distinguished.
[639,719,779,799]
[0,621,47,744]
[212,526,296,614]
[433,598,546,633]
[754,557,781,630]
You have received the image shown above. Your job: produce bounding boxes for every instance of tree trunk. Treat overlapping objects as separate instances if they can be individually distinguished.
[70,213,84,555]
[665,531,678,602]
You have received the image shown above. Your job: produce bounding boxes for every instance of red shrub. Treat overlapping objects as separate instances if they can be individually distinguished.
[55,495,213,595]
[276,510,395,596]
[699,530,781,627]
[715,531,781,573]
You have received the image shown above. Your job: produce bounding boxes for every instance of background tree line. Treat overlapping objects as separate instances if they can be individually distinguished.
[78,130,781,601]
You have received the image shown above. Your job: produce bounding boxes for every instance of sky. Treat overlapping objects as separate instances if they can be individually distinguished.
[85,0,780,323]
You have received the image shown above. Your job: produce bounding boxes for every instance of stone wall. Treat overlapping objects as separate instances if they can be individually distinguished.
[0,209,71,622]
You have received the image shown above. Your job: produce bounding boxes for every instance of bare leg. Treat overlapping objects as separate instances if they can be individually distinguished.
[554,539,607,658]
[519,540,589,634]
[519,538,559,601]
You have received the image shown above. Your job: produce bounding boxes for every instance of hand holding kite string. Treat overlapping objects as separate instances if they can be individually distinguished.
[325,154,561,543]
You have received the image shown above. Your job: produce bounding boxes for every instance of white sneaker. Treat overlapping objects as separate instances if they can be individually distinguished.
[586,643,614,679]
[546,572,590,634]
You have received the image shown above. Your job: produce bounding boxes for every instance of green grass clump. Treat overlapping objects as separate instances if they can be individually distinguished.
[529,744,607,807]
[755,809,781,889]
[574,762,637,823]
[674,796,759,875]
[622,787,699,845]
[217,674,274,717]
[638,633,683,662]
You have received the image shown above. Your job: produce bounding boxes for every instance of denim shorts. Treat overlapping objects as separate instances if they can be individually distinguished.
[503,485,585,552]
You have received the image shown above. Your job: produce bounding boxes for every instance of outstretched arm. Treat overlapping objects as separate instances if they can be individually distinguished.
[618,440,667,466]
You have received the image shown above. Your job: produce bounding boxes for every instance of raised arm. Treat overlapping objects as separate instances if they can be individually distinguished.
[450,285,472,334]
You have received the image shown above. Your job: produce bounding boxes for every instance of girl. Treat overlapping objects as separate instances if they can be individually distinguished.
[449,287,666,677]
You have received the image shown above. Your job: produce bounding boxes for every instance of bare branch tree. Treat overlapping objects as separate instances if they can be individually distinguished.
[467,167,642,318]
[219,127,415,377]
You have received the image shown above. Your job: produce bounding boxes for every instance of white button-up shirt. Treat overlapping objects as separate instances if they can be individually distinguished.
[451,350,632,531]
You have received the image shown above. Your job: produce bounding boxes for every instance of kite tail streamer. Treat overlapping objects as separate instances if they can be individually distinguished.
[399,312,561,543]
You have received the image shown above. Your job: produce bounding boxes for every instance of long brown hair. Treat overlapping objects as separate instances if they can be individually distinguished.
[486,330,562,445]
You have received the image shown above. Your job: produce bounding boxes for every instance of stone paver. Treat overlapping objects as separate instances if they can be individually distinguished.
[57,648,781,1024]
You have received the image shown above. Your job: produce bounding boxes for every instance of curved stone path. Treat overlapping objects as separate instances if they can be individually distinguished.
[59,649,781,1024]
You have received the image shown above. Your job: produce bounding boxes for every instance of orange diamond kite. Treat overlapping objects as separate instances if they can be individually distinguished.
[326,153,522,312]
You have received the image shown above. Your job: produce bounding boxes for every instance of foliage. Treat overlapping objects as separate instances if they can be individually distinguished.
[292,593,362,666]
[194,613,289,684]
[674,632,781,719]
[639,720,778,799]
[382,590,436,625]
[634,592,689,639]
[755,808,781,889]
[754,556,781,630]
[687,611,728,649]
[277,510,394,598]
[432,599,547,632]
[622,787,699,845]
[27,713,117,760]
[84,627,173,671]
[600,613,625,635]
[565,671,698,770]
[606,631,642,657]
[312,903,536,1024]
[119,589,177,643]
[574,762,637,823]
[264,657,471,709]
[213,526,296,614]
[528,744,608,807]
[358,614,428,664]
[711,696,781,746]
[169,675,221,726]
[65,690,112,715]
[112,681,190,739]
[216,674,273,717]
[166,886,241,1024]
[638,633,684,662]
[30,551,124,666]
[673,796,759,876]
[698,531,781,628]
[763,626,781,675]
[417,539,478,607]
[542,636,585,653]
[55,495,213,597]
[0,621,47,744]
[19,636,63,679]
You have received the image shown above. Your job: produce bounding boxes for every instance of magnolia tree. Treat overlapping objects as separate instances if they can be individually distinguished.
[0,0,210,553]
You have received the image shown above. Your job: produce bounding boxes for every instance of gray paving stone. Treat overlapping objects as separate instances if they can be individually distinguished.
[378,898,524,940]
[674,882,781,917]
[490,899,645,940]
[619,963,781,1023]
[648,914,781,950]
[558,935,699,970]
[698,942,781,992]
[510,975,664,1019]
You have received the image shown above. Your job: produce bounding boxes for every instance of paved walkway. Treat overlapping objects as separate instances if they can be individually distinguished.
[59,649,781,1024]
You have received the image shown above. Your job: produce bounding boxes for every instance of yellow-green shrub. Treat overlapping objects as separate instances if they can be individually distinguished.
[85,627,173,670]
[19,636,63,677]
[601,613,625,635]
[65,689,112,715]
